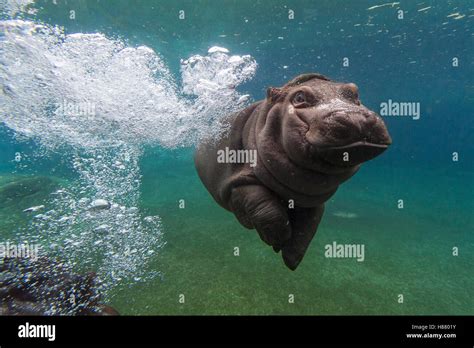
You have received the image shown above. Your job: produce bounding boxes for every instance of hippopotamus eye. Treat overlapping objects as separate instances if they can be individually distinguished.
[292,91,308,106]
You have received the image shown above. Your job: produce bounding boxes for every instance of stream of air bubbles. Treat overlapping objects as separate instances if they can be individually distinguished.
[0,19,257,297]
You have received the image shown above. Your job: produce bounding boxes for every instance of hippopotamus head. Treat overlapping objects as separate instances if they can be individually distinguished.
[266,73,391,175]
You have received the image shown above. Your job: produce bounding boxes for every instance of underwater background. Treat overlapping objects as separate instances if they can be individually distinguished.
[0,0,472,315]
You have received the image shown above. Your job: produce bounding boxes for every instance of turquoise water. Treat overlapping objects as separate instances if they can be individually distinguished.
[0,0,473,315]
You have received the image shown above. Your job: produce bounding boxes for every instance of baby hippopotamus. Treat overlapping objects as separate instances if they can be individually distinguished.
[195,73,391,270]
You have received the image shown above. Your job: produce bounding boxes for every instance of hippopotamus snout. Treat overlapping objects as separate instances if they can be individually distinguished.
[306,106,391,166]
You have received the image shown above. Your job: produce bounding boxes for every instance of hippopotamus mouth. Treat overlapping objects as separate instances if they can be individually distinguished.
[317,140,390,167]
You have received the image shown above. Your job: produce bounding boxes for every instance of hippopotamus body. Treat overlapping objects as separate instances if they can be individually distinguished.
[195,73,391,270]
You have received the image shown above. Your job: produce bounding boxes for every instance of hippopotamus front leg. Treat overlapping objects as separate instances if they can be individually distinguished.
[283,205,324,270]
[229,185,292,247]
[229,184,324,270]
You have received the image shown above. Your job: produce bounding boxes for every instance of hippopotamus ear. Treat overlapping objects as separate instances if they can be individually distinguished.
[266,87,283,103]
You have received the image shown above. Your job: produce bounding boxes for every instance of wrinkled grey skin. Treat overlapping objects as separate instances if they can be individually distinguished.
[195,73,391,270]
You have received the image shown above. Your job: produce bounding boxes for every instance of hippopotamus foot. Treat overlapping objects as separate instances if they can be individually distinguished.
[230,185,291,248]
[282,205,324,270]
[229,184,324,270]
